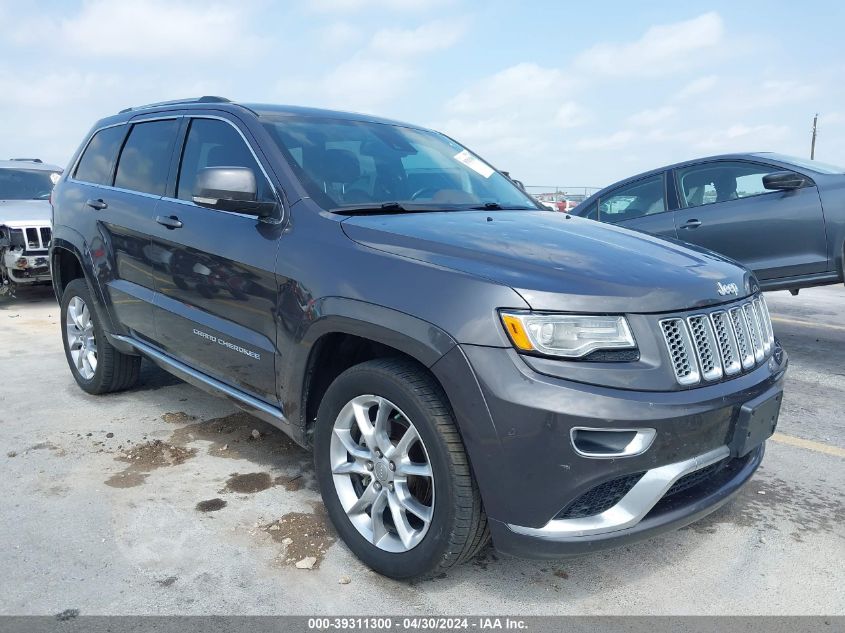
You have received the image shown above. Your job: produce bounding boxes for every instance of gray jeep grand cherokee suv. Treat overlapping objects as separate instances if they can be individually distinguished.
[51,97,787,579]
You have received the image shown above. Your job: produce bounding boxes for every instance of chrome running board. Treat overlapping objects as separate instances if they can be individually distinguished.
[111,334,287,428]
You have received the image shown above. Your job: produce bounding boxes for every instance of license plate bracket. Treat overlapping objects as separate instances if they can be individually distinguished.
[730,389,783,457]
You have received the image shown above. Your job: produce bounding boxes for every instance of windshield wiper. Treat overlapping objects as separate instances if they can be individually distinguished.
[332,202,431,215]
[468,202,537,210]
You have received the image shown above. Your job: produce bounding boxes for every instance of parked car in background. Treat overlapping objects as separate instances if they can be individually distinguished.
[572,153,845,294]
[0,159,62,295]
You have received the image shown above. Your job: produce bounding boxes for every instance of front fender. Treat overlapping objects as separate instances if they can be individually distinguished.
[280,296,458,436]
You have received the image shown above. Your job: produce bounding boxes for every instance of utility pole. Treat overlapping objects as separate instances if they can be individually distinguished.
[810,113,818,159]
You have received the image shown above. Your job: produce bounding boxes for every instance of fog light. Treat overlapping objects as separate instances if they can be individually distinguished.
[16,257,28,269]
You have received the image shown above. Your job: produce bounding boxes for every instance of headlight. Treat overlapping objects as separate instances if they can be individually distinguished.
[500,311,636,358]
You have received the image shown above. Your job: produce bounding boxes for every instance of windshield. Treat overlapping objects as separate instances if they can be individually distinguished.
[0,168,60,200]
[754,153,845,175]
[262,117,539,212]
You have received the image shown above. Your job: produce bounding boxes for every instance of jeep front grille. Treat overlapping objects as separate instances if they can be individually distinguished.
[659,296,774,386]
[12,226,51,252]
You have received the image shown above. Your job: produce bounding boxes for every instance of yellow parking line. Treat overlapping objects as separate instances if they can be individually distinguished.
[770,432,845,458]
[771,316,845,332]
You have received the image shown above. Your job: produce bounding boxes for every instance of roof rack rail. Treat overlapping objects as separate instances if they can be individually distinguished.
[119,96,231,114]
[10,158,43,163]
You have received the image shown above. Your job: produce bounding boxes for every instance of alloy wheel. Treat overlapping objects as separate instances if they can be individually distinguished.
[329,395,435,553]
[65,296,97,380]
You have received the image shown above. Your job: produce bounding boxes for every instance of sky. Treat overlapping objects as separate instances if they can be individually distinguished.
[1,0,844,188]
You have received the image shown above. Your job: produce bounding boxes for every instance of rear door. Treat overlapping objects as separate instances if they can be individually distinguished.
[149,115,282,403]
[69,118,179,343]
[672,160,828,280]
[596,172,677,240]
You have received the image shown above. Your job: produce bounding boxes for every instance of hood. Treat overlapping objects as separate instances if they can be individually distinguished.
[0,199,52,226]
[341,210,756,313]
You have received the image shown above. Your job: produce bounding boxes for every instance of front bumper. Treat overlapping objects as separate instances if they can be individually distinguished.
[431,341,787,558]
[491,442,764,558]
[3,251,51,283]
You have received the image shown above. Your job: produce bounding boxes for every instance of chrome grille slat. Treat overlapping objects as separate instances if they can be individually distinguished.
[40,227,52,249]
[659,318,700,386]
[756,297,775,351]
[729,306,755,370]
[743,303,765,363]
[12,226,50,252]
[687,315,723,381]
[752,299,771,354]
[661,296,775,386]
[710,311,741,376]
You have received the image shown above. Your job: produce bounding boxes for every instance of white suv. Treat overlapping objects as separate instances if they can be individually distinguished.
[0,159,62,295]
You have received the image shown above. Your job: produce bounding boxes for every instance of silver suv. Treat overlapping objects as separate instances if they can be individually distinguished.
[0,159,62,295]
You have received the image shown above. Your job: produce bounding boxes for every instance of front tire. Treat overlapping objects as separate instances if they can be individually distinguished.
[61,278,140,394]
[314,357,489,579]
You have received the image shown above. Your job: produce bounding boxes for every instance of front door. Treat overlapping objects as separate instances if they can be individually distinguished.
[672,160,828,280]
[597,172,677,240]
[149,115,282,403]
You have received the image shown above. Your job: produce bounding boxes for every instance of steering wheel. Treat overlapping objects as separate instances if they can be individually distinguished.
[410,187,439,201]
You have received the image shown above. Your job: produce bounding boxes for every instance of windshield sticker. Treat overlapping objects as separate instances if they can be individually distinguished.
[453,149,495,179]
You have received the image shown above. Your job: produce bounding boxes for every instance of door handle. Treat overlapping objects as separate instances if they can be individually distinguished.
[86,199,108,210]
[156,215,183,229]
[681,219,702,229]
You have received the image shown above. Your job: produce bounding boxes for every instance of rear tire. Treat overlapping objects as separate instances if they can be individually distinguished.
[314,357,488,579]
[61,278,140,395]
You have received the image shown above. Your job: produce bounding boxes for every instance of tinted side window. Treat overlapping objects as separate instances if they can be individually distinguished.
[114,119,178,196]
[74,126,125,185]
[598,174,665,223]
[676,161,780,208]
[177,118,273,202]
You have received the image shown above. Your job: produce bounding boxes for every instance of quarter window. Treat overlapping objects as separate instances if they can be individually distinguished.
[598,174,665,223]
[177,118,273,202]
[114,119,179,196]
[74,126,125,185]
[676,161,781,208]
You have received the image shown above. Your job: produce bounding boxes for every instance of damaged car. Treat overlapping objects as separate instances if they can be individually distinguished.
[0,159,62,296]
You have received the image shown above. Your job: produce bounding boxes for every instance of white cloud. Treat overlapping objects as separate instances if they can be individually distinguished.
[576,130,637,151]
[8,0,265,61]
[279,17,467,112]
[435,64,587,175]
[628,106,676,127]
[369,18,467,57]
[323,57,414,110]
[575,12,724,77]
[693,123,790,151]
[675,75,718,100]
[446,63,574,114]
[554,102,590,129]
[309,0,451,12]
[0,70,119,108]
[315,22,364,50]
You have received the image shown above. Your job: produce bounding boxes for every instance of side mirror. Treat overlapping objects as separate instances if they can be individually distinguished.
[192,167,276,217]
[763,170,810,191]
